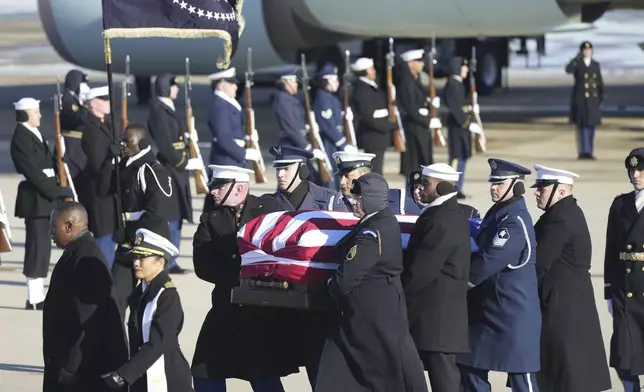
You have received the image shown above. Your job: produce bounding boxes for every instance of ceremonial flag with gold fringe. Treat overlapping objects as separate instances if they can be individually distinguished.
[101,0,245,68]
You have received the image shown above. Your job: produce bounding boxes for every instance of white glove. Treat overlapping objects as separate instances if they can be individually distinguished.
[343,144,358,153]
[312,149,326,161]
[469,122,483,135]
[607,299,613,317]
[344,107,354,122]
[390,85,396,101]
[78,82,90,105]
[244,129,259,143]
[58,136,66,156]
[190,117,199,142]
[431,97,440,109]
[429,117,442,129]
[185,158,204,171]
[471,104,480,115]
[244,148,262,162]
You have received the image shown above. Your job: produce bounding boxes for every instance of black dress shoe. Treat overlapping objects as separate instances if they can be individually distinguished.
[169,266,192,275]
[25,301,44,310]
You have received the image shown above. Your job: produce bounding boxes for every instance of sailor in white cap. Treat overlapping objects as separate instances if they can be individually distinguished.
[207,67,262,169]
[10,97,74,309]
[420,163,479,218]
[530,164,611,392]
[191,165,293,390]
[350,58,397,175]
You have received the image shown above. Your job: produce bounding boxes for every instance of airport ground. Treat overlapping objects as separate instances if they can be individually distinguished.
[1,10,644,392]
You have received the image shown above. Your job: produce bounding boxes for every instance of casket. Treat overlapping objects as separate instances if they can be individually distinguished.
[230,278,334,310]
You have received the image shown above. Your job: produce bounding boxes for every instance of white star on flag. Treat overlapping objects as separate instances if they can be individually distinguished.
[197,8,204,17]
[179,1,187,9]
[172,0,179,3]
[206,11,213,19]
[214,13,220,20]
[188,5,196,13]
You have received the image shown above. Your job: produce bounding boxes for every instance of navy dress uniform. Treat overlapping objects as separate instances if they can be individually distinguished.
[272,72,310,150]
[565,41,604,160]
[457,159,541,392]
[604,147,644,392]
[102,229,194,392]
[315,173,428,392]
[10,98,74,309]
[531,165,611,392]
[60,69,90,180]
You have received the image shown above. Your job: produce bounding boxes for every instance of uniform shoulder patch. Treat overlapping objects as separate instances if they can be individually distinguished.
[346,245,357,261]
[360,229,378,238]
[492,227,510,247]
[321,108,333,119]
[164,281,176,289]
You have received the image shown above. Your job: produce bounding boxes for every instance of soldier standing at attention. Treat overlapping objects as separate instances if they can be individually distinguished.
[531,164,611,392]
[565,41,604,160]
[604,147,644,392]
[60,69,90,181]
[10,98,74,309]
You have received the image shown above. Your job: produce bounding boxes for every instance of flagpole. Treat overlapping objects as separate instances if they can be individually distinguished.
[103,36,124,232]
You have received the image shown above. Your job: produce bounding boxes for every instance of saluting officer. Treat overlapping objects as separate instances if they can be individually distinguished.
[457,159,541,392]
[565,41,604,160]
[442,57,483,199]
[315,173,427,392]
[10,97,74,309]
[60,69,90,180]
[605,147,644,392]
[207,67,262,167]
[349,57,396,175]
[148,73,200,274]
[531,164,611,392]
[403,164,472,392]
[270,145,348,211]
[191,165,293,391]
[101,228,194,392]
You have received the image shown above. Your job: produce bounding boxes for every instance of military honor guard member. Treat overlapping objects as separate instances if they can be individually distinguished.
[457,159,541,392]
[389,168,424,215]
[271,145,348,211]
[101,228,194,392]
[442,57,483,199]
[148,73,200,274]
[10,97,74,309]
[191,165,293,392]
[78,86,119,266]
[349,57,396,175]
[207,67,262,168]
[604,147,644,392]
[402,163,472,392]
[60,69,90,180]
[315,173,428,392]
[531,164,611,392]
[44,202,127,392]
[565,41,604,160]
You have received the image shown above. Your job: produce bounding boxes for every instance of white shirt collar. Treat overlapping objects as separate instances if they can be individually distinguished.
[636,190,644,213]
[583,57,591,67]
[21,122,43,143]
[125,145,152,167]
[359,77,379,89]
[158,97,175,111]
[214,90,242,111]
[421,192,458,213]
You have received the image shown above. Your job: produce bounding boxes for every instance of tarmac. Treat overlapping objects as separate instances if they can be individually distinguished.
[2,7,644,392]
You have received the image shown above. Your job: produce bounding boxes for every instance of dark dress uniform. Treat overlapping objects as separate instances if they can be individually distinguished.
[534,194,611,392]
[272,89,310,150]
[403,190,471,392]
[442,57,472,193]
[396,66,432,177]
[42,231,128,392]
[61,70,90,180]
[313,67,348,174]
[208,90,246,167]
[565,41,604,159]
[315,173,427,392]
[388,187,422,215]
[351,77,395,175]
[604,148,644,391]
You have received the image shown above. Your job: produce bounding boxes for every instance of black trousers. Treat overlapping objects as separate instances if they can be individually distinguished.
[419,351,460,392]
[24,217,51,278]
[111,251,137,321]
[364,148,385,175]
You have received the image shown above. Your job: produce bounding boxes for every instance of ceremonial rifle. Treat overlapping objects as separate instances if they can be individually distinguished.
[342,50,357,147]
[185,57,209,194]
[429,34,446,147]
[301,54,333,183]
[53,78,73,202]
[387,38,406,152]
[468,46,487,153]
[245,47,268,184]
[121,54,131,131]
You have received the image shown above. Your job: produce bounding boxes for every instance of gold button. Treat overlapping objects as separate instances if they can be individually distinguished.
[627,268,632,273]
[641,266,644,271]
[232,254,237,259]
[627,292,633,298]
[584,73,588,79]
[585,83,589,88]
[584,92,590,98]
[627,245,633,250]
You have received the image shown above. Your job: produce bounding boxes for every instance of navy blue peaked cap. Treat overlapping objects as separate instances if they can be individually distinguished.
[269,145,313,168]
[315,63,338,79]
[626,147,644,170]
[487,158,531,182]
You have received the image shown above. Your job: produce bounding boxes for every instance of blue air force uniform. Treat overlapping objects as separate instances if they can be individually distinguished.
[272,78,310,150]
[313,65,348,173]
[457,159,541,392]
[389,170,424,215]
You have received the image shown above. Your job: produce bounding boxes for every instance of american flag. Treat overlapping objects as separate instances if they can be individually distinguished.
[237,210,418,284]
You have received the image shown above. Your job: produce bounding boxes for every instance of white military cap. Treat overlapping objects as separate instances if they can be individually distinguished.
[78,83,91,102]
[130,228,179,261]
[532,164,580,187]
[351,58,374,72]
[208,164,254,185]
[86,86,110,100]
[331,151,376,175]
[13,98,40,111]
[208,67,237,81]
[421,163,461,182]
[400,49,425,62]
[280,74,298,82]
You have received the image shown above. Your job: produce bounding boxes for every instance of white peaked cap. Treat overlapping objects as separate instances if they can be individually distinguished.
[422,163,461,182]
[133,228,179,258]
[86,86,110,100]
[400,49,425,62]
[13,98,40,111]
[208,67,237,81]
[533,164,580,185]
[280,74,298,82]
[351,57,374,72]
[208,165,254,182]
[331,151,376,162]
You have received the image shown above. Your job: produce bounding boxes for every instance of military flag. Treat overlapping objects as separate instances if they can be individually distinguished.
[102,0,245,68]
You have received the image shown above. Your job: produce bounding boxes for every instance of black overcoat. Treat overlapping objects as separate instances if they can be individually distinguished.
[350,78,395,152]
[565,56,604,127]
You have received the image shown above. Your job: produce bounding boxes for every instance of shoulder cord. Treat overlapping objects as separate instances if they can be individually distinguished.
[138,163,173,197]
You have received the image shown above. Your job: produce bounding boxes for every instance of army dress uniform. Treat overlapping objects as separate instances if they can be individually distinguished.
[60,69,90,180]
[531,165,611,392]
[457,159,541,392]
[604,148,644,391]
[565,41,604,159]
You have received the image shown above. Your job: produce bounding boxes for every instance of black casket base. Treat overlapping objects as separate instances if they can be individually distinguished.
[231,278,334,310]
